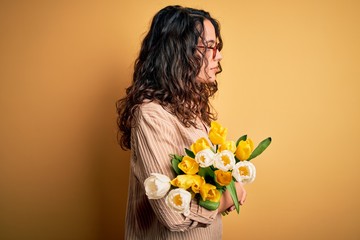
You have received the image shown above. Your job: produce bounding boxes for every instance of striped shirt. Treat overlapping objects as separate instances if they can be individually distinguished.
[125,102,222,240]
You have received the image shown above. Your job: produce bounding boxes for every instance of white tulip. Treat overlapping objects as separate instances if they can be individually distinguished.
[213,150,235,171]
[232,161,256,184]
[195,149,215,167]
[165,188,192,216]
[144,173,171,199]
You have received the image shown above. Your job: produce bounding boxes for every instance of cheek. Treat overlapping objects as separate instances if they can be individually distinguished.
[197,63,207,82]
[196,55,215,83]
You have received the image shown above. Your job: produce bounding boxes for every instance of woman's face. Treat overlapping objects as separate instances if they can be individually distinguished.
[197,19,223,83]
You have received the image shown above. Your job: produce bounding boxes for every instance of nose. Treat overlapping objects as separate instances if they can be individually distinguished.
[215,49,223,61]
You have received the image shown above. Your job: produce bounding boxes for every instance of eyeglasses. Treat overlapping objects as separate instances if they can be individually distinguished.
[197,42,220,59]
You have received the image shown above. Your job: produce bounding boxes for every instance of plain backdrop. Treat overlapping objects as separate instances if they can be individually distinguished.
[1,1,359,239]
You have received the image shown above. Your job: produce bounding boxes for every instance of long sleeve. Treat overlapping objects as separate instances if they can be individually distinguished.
[125,102,222,240]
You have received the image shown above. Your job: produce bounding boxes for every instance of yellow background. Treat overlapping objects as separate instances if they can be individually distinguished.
[1,1,359,239]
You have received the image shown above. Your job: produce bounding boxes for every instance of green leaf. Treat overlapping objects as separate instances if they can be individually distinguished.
[226,180,240,214]
[198,167,215,183]
[199,199,220,211]
[185,148,195,158]
[247,137,272,161]
[172,154,183,162]
[170,155,183,175]
[236,135,247,146]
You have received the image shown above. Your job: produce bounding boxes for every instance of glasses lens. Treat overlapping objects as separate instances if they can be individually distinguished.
[213,46,217,59]
[212,44,218,59]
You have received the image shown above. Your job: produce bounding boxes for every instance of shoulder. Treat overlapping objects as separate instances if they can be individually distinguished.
[138,101,172,119]
[134,101,175,128]
[138,101,169,115]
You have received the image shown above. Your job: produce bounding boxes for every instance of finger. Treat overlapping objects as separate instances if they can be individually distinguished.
[229,205,235,211]
[240,190,247,205]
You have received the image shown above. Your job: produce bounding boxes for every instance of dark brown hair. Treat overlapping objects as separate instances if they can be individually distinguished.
[116,5,223,149]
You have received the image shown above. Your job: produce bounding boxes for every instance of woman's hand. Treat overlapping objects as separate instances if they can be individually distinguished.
[218,181,247,213]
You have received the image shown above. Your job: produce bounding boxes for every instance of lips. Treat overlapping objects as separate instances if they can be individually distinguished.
[211,67,219,72]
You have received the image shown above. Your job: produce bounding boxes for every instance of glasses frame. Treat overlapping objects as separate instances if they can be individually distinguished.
[197,42,220,59]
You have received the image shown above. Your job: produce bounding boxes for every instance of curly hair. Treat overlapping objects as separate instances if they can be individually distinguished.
[116,5,223,150]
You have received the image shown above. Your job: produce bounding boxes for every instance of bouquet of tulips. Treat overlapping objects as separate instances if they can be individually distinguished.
[144,121,271,216]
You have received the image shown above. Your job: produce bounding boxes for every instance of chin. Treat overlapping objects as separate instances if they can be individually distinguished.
[206,76,216,83]
[196,74,216,83]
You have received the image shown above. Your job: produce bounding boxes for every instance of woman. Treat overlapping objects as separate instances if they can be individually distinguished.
[117,5,247,239]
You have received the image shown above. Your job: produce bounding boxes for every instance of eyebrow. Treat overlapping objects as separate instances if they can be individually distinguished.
[206,40,216,44]
[205,40,216,47]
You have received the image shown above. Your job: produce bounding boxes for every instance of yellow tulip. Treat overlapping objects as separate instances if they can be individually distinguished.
[214,170,232,186]
[190,175,205,193]
[235,139,254,160]
[190,137,211,154]
[170,175,194,189]
[218,140,236,153]
[199,183,221,202]
[209,121,228,145]
[178,156,199,175]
